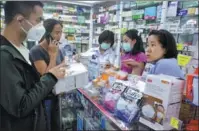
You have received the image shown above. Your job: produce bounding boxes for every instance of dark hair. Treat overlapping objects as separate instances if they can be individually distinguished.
[4,1,43,24]
[98,30,114,47]
[40,19,63,42]
[149,29,178,59]
[124,29,145,55]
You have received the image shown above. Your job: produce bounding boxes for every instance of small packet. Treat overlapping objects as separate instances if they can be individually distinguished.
[103,81,127,113]
[115,87,143,123]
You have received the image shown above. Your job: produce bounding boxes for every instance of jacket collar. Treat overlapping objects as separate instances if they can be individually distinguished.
[0,35,29,65]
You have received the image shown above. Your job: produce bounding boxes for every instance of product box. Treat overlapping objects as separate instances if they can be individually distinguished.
[144,6,157,20]
[132,9,144,20]
[53,63,88,94]
[139,74,185,130]
[167,1,178,17]
[186,74,198,106]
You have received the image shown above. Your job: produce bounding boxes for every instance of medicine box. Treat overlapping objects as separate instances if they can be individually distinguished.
[54,63,88,94]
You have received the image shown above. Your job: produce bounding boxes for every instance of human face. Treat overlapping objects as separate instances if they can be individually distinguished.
[123,35,136,48]
[51,24,63,41]
[146,35,166,62]
[17,5,44,36]
[100,40,112,50]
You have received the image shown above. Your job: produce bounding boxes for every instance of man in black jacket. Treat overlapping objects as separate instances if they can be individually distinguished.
[0,1,66,131]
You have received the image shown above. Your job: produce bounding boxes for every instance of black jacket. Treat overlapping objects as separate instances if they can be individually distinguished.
[0,35,58,131]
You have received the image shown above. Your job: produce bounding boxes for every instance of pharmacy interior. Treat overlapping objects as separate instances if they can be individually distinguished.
[0,0,198,131]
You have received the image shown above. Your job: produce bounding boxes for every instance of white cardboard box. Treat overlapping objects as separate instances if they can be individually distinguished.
[53,63,88,94]
[139,74,185,130]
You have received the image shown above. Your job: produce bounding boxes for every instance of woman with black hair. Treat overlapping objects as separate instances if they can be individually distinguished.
[121,29,147,75]
[29,18,64,75]
[146,29,184,79]
[29,19,64,131]
[94,30,115,67]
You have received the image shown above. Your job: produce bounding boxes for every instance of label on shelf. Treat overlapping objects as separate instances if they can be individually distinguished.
[177,54,192,67]
[170,117,182,130]
[177,43,184,51]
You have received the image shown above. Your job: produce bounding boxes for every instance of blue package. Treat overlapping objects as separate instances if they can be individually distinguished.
[77,113,84,131]
[144,6,157,20]
[115,87,143,123]
[178,9,188,16]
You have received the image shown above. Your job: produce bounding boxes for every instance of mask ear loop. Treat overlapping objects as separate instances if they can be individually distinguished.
[17,17,28,34]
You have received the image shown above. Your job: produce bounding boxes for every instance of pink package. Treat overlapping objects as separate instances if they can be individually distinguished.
[103,81,127,113]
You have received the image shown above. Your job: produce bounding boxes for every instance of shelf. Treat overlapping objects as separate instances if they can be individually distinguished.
[77,88,133,130]
[60,20,90,25]
[64,32,89,35]
[167,14,199,19]
[123,2,162,11]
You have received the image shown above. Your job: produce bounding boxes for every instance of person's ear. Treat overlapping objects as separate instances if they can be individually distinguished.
[16,15,24,23]
[163,48,167,55]
[132,39,137,45]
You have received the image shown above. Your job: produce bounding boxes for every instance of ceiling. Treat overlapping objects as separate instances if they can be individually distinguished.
[57,1,103,6]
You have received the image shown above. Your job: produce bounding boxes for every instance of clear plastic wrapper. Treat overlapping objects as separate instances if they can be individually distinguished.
[103,82,127,113]
[115,87,143,124]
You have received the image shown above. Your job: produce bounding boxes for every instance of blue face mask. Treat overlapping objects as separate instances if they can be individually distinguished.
[101,42,111,50]
[122,42,132,52]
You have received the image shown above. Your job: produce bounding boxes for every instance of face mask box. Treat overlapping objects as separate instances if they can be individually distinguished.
[53,63,88,95]
[139,74,185,130]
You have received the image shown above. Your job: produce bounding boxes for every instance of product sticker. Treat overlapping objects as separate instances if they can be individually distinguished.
[177,43,184,51]
[177,54,192,67]
[170,117,183,130]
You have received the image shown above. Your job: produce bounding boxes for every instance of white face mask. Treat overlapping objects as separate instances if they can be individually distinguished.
[21,20,46,41]
[157,112,164,119]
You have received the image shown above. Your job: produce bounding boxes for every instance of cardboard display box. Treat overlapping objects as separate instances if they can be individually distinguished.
[139,74,185,130]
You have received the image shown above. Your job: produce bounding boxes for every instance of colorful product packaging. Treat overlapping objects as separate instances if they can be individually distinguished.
[115,87,143,124]
[103,81,127,113]
[139,74,185,130]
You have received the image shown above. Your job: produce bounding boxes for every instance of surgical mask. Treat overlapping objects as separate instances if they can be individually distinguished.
[21,20,46,41]
[122,42,132,52]
[100,42,111,50]
[142,104,155,119]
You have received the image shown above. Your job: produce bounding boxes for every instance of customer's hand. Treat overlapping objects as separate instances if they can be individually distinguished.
[48,39,59,56]
[122,59,139,67]
[49,64,66,79]
[105,63,111,69]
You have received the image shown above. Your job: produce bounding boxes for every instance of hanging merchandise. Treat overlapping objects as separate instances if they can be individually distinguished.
[139,74,185,130]
[88,54,101,81]
[115,87,143,124]
[144,6,157,20]
[103,81,127,113]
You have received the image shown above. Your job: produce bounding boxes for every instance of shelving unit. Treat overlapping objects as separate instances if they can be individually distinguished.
[0,1,5,33]
[43,1,92,53]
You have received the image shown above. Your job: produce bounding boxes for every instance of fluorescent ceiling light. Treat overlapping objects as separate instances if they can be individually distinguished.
[77,1,101,4]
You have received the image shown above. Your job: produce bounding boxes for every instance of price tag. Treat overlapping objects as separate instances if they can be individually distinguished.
[170,117,183,130]
[177,43,184,51]
[177,54,192,67]
[170,117,179,129]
